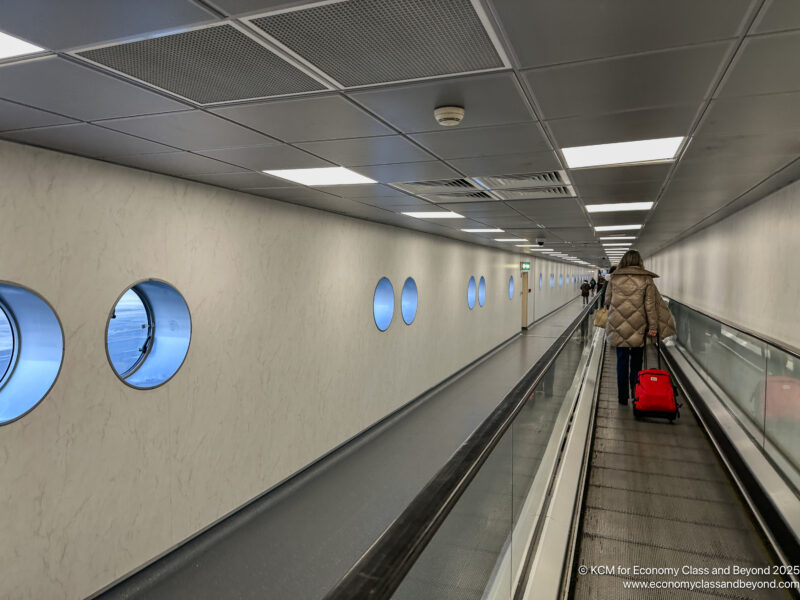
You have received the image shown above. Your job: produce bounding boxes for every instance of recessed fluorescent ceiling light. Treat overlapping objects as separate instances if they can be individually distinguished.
[462,228,504,233]
[594,224,642,231]
[495,238,527,242]
[603,243,632,246]
[562,137,684,168]
[599,236,636,240]
[530,248,554,251]
[0,32,45,60]
[585,202,653,213]
[264,167,375,186]
[402,211,464,219]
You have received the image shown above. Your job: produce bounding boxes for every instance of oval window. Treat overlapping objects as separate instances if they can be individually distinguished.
[478,276,486,307]
[107,280,191,388]
[373,277,394,331]
[0,283,64,425]
[539,273,543,290]
[550,274,555,288]
[401,277,418,325]
[467,276,476,310]
[508,276,514,300]
[559,274,563,286]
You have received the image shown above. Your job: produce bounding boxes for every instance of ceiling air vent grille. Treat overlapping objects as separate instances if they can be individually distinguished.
[493,186,575,200]
[420,190,495,203]
[77,24,326,104]
[393,178,482,195]
[475,171,571,190]
[249,0,504,87]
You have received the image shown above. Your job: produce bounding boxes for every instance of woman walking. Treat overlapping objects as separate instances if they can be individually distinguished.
[605,251,667,405]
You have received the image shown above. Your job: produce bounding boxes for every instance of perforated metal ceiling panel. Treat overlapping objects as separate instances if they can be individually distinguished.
[249,0,505,87]
[77,24,327,104]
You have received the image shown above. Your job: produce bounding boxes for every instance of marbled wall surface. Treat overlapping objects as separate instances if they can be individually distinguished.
[648,177,800,351]
[0,140,586,599]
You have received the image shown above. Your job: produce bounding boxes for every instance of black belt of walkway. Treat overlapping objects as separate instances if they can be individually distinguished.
[324,295,602,599]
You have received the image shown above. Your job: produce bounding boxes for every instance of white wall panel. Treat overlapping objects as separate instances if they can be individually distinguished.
[648,177,800,351]
[0,140,585,599]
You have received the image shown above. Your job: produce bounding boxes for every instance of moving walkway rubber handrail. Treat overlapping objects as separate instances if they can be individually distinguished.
[323,295,602,600]
[665,296,800,360]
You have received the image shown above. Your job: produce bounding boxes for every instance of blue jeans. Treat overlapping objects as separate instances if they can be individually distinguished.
[616,347,643,403]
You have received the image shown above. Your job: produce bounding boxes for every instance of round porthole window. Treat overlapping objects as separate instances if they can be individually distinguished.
[478,276,486,307]
[373,277,394,331]
[467,276,476,310]
[0,282,64,425]
[401,277,418,325]
[508,276,514,300]
[106,280,191,389]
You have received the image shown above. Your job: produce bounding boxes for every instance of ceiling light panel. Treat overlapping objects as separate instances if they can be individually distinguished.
[265,167,375,186]
[248,0,506,87]
[602,243,632,246]
[594,224,642,231]
[462,228,504,233]
[0,32,45,60]
[402,211,464,219]
[495,238,527,242]
[585,202,654,213]
[77,24,327,104]
[562,137,684,169]
[599,236,636,240]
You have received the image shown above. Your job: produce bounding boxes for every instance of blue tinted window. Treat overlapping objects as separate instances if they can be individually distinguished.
[539,274,542,290]
[478,276,486,307]
[467,277,476,310]
[107,289,150,377]
[559,274,563,286]
[401,277,417,325]
[0,283,64,425]
[550,274,555,288]
[374,277,394,331]
[107,281,191,389]
[0,304,13,385]
[508,276,514,300]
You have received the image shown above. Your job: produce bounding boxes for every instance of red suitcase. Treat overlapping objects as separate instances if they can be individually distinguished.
[633,337,680,422]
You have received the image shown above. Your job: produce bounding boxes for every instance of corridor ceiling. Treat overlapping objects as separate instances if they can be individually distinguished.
[1,0,799,265]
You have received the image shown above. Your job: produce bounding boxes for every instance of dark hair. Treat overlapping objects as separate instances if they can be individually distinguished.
[618,250,644,269]
[608,266,617,274]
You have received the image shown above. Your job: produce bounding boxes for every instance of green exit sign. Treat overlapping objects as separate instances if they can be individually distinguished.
[520,261,531,271]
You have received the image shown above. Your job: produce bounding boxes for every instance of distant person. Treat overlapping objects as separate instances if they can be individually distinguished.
[605,251,663,405]
[580,280,590,305]
[599,267,614,307]
[589,277,597,295]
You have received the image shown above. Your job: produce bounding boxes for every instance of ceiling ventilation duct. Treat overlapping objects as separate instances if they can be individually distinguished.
[474,171,572,190]
[492,186,575,200]
[392,178,485,195]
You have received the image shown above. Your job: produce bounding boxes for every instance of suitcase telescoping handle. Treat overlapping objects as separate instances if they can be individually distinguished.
[643,329,661,371]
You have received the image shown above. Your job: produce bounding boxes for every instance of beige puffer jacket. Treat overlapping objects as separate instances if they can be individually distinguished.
[604,265,676,347]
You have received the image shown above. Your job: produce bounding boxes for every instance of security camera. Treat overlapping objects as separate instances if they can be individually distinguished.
[536,239,544,246]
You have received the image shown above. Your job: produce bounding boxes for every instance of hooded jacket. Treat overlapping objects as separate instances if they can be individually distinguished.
[604,265,676,347]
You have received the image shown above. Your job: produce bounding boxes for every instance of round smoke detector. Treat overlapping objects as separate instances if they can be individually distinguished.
[434,106,465,127]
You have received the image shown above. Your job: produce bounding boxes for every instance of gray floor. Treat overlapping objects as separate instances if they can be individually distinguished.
[573,345,790,600]
[101,301,585,600]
